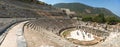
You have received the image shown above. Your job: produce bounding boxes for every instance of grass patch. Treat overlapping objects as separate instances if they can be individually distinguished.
[62,30,71,37]
[61,28,75,37]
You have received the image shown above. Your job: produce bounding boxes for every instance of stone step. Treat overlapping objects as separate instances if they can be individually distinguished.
[25,22,31,28]
[30,23,36,30]
[36,26,39,31]
[28,23,33,28]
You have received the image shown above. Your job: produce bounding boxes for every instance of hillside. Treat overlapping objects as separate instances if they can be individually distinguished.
[0,0,66,18]
[54,3,118,17]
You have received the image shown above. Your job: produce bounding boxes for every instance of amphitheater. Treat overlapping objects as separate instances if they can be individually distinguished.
[0,19,120,47]
[0,0,120,47]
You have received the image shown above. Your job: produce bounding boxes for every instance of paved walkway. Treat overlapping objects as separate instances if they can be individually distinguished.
[0,21,28,47]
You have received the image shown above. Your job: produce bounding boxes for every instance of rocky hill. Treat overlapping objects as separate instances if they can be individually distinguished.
[0,0,67,18]
[54,3,118,17]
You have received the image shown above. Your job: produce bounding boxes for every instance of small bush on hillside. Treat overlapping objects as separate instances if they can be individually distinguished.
[82,16,93,22]
[106,16,120,25]
[18,0,48,5]
[93,13,106,23]
[36,1,48,5]
[19,0,35,3]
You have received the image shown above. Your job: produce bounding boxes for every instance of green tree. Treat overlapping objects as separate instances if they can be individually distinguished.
[19,0,38,3]
[93,13,106,23]
[82,16,93,22]
[36,1,48,5]
[106,16,120,25]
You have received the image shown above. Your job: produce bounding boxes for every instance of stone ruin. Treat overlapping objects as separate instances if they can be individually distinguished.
[0,19,120,47]
[23,19,120,47]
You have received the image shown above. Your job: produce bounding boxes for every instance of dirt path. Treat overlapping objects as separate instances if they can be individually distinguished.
[0,21,28,47]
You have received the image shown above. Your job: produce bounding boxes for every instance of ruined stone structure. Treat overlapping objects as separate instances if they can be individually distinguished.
[0,19,120,47]
[61,8,76,16]
[0,0,120,47]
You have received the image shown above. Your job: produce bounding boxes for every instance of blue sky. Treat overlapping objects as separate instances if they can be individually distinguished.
[39,0,120,17]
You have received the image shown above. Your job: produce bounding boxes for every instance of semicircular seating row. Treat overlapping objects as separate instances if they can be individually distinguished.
[24,19,77,35]
[22,19,78,47]
[24,19,110,39]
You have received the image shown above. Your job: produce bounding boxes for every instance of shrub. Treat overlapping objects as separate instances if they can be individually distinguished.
[19,0,33,3]
[36,1,48,5]
[93,13,106,23]
[106,16,120,25]
[82,16,93,22]
[81,13,120,25]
